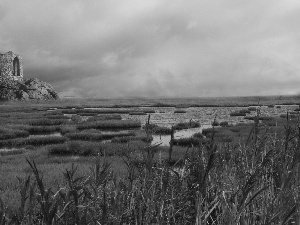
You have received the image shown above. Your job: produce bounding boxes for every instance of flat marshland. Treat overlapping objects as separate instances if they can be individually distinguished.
[1,96,300,224]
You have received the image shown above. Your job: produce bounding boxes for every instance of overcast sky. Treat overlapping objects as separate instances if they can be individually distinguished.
[1,0,300,98]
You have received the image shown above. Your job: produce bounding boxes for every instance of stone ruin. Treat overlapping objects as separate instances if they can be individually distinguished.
[0,51,59,100]
[0,51,23,82]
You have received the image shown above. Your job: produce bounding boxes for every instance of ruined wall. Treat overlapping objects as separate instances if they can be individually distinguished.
[0,51,23,82]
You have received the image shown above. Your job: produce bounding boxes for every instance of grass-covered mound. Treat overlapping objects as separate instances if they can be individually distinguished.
[77,120,141,130]
[173,121,200,130]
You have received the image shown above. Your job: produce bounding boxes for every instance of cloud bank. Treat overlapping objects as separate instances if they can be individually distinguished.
[1,0,300,97]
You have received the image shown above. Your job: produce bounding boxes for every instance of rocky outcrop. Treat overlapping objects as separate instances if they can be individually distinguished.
[0,78,59,100]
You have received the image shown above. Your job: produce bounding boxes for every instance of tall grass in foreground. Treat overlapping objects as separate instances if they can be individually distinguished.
[1,115,300,224]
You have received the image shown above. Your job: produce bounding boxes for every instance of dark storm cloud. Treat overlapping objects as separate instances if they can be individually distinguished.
[1,0,300,97]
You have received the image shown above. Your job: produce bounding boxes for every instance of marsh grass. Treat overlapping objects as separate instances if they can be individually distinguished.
[27,125,61,134]
[86,114,122,121]
[77,120,141,130]
[29,119,68,126]
[65,131,135,141]
[173,121,200,130]
[0,128,29,140]
[48,140,146,157]
[6,120,300,224]
[128,111,147,115]
[220,121,229,127]
[0,136,67,148]
[230,111,247,116]
[2,103,300,224]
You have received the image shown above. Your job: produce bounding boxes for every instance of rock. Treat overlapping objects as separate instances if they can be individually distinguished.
[0,78,59,100]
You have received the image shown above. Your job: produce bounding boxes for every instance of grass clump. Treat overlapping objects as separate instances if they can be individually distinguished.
[77,120,141,130]
[230,111,247,116]
[86,114,122,121]
[173,121,200,130]
[220,121,229,127]
[29,119,68,126]
[172,137,202,146]
[153,126,172,135]
[0,128,29,140]
[27,125,61,134]
[239,109,251,114]
[128,112,147,115]
[0,136,67,148]
[211,120,219,126]
[60,125,78,135]
[65,131,135,141]
[248,106,257,111]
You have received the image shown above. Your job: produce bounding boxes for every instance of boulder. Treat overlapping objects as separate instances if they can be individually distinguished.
[0,78,59,100]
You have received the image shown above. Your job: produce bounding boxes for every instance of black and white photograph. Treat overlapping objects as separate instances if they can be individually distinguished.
[1,0,300,224]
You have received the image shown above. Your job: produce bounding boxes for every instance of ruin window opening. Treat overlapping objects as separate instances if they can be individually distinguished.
[13,57,20,76]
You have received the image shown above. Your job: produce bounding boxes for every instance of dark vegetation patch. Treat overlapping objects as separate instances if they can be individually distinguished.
[230,111,247,117]
[61,109,136,114]
[77,120,141,130]
[0,136,67,148]
[174,110,187,113]
[244,116,275,121]
[111,135,153,144]
[248,106,257,111]
[65,131,135,141]
[239,109,251,114]
[143,124,173,135]
[0,128,29,140]
[129,112,147,115]
[48,140,147,156]
[211,120,219,126]
[220,121,229,127]
[173,121,200,130]
[29,119,68,126]
[27,125,61,134]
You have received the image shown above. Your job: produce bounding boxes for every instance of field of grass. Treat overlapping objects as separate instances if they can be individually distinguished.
[1,98,300,224]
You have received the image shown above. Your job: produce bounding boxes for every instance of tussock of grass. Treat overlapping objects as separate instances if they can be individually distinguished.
[192,132,204,139]
[0,128,30,140]
[173,121,200,130]
[27,125,61,134]
[128,112,147,115]
[0,149,25,156]
[77,113,99,116]
[86,114,122,122]
[29,119,68,126]
[211,120,219,126]
[172,137,203,146]
[77,120,141,130]
[202,127,217,136]
[245,116,275,121]
[174,109,187,113]
[60,125,78,135]
[230,111,247,116]
[220,121,229,127]
[248,106,257,111]
[111,134,153,143]
[48,140,146,156]
[65,131,135,141]
[0,136,67,148]
[62,109,136,114]
[239,109,251,114]
[45,115,68,120]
